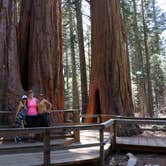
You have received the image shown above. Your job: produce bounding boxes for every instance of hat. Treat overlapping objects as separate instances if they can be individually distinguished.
[22,95,28,100]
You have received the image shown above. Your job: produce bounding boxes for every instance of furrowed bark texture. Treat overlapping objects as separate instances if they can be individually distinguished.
[0,0,23,125]
[18,0,64,122]
[0,0,22,111]
[141,0,153,117]
[87,0,134,120]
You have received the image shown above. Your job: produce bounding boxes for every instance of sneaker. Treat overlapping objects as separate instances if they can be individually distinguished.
[14,136,22,144]
[14,136,19,144]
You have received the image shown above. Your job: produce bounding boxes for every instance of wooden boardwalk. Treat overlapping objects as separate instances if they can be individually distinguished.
[0,112,166,166]
[0,130,110,166]
[0,130,165,166]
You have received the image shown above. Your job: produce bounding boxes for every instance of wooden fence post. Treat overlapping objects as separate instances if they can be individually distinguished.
[73,110,80,142]
[100,127,105,166]
[97,115,102,123]
[112,120,116,151]
[44,129,50,166]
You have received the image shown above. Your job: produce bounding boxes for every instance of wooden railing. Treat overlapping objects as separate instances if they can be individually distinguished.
[0,122,113,166]
[0,110,115,166]
[0,111,166,166]
[50,109,80,141]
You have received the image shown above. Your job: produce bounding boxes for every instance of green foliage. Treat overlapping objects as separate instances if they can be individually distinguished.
[121,0,166,114]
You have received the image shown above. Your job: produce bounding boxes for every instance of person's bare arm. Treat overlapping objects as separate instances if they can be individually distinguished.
[15,102,22,119]
[44,99,52,112]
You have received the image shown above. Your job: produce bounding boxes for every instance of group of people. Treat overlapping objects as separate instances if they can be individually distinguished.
[15,90,52,143]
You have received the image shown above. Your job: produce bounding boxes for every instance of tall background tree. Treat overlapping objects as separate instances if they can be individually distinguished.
[75,0,88,114]
[120,0,166,117]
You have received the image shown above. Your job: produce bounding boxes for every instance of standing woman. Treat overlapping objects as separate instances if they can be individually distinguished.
[15,95,28,143]
[15,95,28,128]
[38,94,52,127]
[26,90,38,127]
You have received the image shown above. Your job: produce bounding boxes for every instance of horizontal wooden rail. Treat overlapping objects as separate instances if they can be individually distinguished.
[51,109,80,113]
[102,119,114,128]
[81,114,166,120]
[115,119,166,125]
[140,128,166,131]
[0,111,12,114]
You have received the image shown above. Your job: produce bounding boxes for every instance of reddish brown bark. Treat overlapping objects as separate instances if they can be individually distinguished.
[18,0,64,122]
[87,0,134,122]
[0,0,23,126]
[0,0,23,111]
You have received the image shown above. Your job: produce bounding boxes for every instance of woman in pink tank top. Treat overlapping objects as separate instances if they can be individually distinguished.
[27,97,38,115]
[25,90,38,127]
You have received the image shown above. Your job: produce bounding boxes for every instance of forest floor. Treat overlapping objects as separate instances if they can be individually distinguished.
[108,130,166,166]
[107,152,166,166]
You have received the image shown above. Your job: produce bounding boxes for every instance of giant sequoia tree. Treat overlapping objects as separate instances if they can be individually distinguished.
[0,0,64,123]
[18,0,64,110]
[87,0,134,119]
[0,0,23,113]
[17,0,64,122]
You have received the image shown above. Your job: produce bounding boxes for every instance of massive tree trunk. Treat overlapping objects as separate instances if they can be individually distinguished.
[0,0,23,125]
[75,0,88,114]
[87,0,134,120]
[18,0,64,122]
[141,0,153,117]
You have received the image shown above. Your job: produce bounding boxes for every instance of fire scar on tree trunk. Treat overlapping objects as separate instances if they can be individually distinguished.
[86,0,139,136]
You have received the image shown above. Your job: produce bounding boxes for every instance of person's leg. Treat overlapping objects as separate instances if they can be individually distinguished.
[25,116,31,127]
[37,114,42,127]
[45,113,50,127]
[15,118,23,143]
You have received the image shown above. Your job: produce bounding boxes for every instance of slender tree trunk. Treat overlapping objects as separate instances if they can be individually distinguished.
[69,7,80,109]
[152,0,163,108]
[87,28,91,87]
[64,49,70,108]
[75,0,88,114]
[18,0,64,122]
[121,0,132,91]
[152,0,160,54]
[133,0,147,116]
[141,0,153,117]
